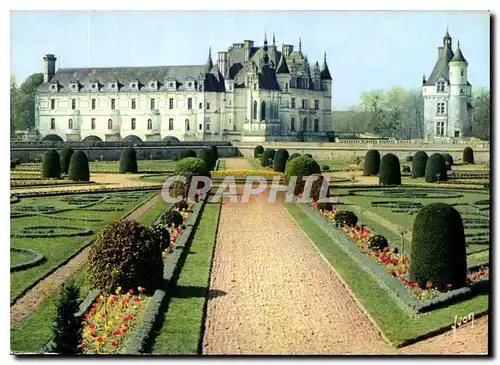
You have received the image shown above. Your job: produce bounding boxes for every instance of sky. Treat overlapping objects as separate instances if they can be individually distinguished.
[10,10,490,109]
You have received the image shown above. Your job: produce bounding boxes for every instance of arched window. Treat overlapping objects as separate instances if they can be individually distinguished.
[314,119,319,132]
[111,98,116,110]
[253,100,258,120]
[68,119,73,130]
[302,118,307,132]
[147,119,152,130]
[108,119,113,130]
[261,101,266,121]
[185,119,190,131]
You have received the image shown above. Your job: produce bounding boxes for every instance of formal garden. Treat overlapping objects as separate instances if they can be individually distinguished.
[10,142,490,355]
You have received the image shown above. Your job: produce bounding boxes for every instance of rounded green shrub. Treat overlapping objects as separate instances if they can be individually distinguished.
[254,145,264,158]
[409,203,467,290]
[181,149,197,159]
[402,165,411,174]
[425,153,448,183]
[304,153,313,159]
[368,235,388,251]
[59,145,74,175]
[42,150,61,178]
[161,210,184,227]
[119,147,138,174]
[170,172,193,201]
[198,148,216,171]
[463,147,474,164]
[288,153,301,162]
[260,148,276,167]
[68,151,90,181]
[273,149,290,173]
[285,156,321,196]
[51,280,82,354]
[317,202,333,211]
[363,149,380,176]
[173,200,189,211]
[412,151,428,178]
[333,210,358,227]
[441,153,454,171]
[175,157,208,175]
[210,145,219,160]
[379,153,401,186]
[322,165,330,172]
[87,220,169,293]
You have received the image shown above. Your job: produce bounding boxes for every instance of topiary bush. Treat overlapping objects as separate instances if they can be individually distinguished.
[260,148,276,167]
[463,147,474,164]
[288,153,301,162]
[60,145,74,175]
[368,235,388,251]
[181,149,197,159]
[310,173,329,202]
[210,145,219,160]
[322,165,330,172]
[51,280,82,354]
[284,156,321,196]
[161,210,184,227]
[42,150,61,179]
[363,149,380,176]
[119,147,138,174]
[173,200,189,212]
[441,153,454,171]
[317,202,333,211]
[409,202,467,291]
[379,153,401,186]
[304,153,313,159]
[170,172,193,201]
[412,151,428,178]
[254,145,264,158]
[68,151,90,182]
[425,153,448,183]
[198,148,216,171]
[174,157,208,175]
[333,210,358,227]
[87,220,168,293]
[402,165,411,174]
[273,149,290,173]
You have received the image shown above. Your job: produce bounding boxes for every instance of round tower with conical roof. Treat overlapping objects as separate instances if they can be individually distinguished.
[448,39,471,138]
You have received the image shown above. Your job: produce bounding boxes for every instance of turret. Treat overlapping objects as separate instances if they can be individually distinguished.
[205,47,214,74]
[43,54,57,83]
[276,53,291,92]
[320,52,332,94]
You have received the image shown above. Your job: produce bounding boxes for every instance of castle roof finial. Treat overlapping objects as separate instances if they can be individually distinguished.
[273,32,275,46]
[299,37,302,53]
[205,47,214,73]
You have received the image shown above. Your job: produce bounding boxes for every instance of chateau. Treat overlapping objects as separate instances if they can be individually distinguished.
[35,35,333,143]
[422,29,473,141]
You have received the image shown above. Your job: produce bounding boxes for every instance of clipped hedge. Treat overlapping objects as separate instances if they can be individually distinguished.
[368,235,388,251]
[273,149,290,173]
[60,145,74,175]
[379,153,401,186]
[425,153,448,183]
[441,153,454,171]
[161,210,184,227]
[197,148,216,171]
[210,145,218,160]
[284,156,321,196]
[409,203,467,291]
[363,149,380,176]
[174,157,208,175]
[463,147,474,164]
[181,149,197,159]
[260,148,276,167]
[411,151,428,178]
[42,150,61,178]
[119,147,138,174]
[333,210,358,227]
[254,145,264,158]
[68,151,90,182]
[288,153,301,162]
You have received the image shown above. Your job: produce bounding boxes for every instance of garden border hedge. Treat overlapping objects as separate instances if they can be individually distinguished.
[12,185,164,198]
[298,203,489,313]
[10,248,46,272]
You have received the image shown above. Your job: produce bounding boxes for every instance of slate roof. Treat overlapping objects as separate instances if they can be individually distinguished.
[450,44,468,64]
[276,53,290,74]
[425,45,455,85]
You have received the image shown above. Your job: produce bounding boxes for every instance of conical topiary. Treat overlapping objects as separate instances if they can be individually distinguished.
[409,203,467,290]
[181,149,197,159]
[425,153,448,183]
[198,148,216,171]
[254,145,264,158]
[363,149,380,176]
[441,153,454,171]
[60,145,74,175]
[412,151,428,178]
[51,280,82,354]
[42,149,61,178]
[260,148,276,167]
[68,151,90,181]
[210,145,219,160]
[379,153,401,185]
[119,147,138,174]
[273,149,290,173]
[463,147,474,164]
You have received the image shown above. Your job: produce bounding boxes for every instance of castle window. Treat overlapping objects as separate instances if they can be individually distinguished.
[206,102,210,110]
[461,69,464,77]
[460,88,464,95]
[168,118,174,130]
[50,118,55,130]
[51,84,57,91]
[302,118,307,131]
[92,83,97,89]
[147,119,153,130]
[72,84,77,90]
[455,131,460,138]
[302,99,307,109]
[436,102,446,115]
[108,119,113,130]
[91,118,96,130]
[291,98,296,109]
[253,83,257,90]
[131,98,136,110]
[199,123,202,131]
[437,81,445,92]
[314,119,319,132]
[169,98,174,110]
[131,118,136,130]
[150,98,155,110]
[185,119,190,131]
[261,101,266,120]
[314,100,319,110]
[68,119,73,130]
[436,121,445,136]
[188,82,192,87]
[206,122,211,131]
[291,118,295,132]
[169,82,174,88]
[286,83,288,92]
[51,99,55,110]
[198,85,202,92]
[111,98,116,110]
[131,83,136,88]
[199,102,203,109]
[71,99,76,110]
[253,100,258,120]
[111,83,116,89]
[150,82,155,88]
[91,99,96,110]
[188,98,192,110]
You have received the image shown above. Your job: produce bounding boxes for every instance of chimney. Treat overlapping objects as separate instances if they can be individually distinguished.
[217,51,229,78]
[43,54,57,83]
[282,45,294,57]
[244,40,254,61]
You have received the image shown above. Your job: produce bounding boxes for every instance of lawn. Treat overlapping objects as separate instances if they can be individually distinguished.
[149,201,221,354]
[284,202,489,347]
[10,191,156,301]
[14,160,178,173]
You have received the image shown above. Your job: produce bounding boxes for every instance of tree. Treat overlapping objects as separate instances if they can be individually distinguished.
[51,280,82,354]
[10,74,18,134]
[359,90,387,135]
[12,73,44,131]
[472,87,490,140]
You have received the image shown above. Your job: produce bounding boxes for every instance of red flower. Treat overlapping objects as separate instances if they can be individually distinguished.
[122,323,129,329]
[398,269,405,276]
[97,337,104,343]
[81,343,87,348]
[446,283,452,289]
[426,281,433,289]
[93,349,98,354]
[111,341,118,347]
[133,297,141,302]
[86,313,92,319]
[90,323,96,330]
[81,321,87,326]
[113,330,122,337]
[90,307,97,313]
[390,270,397,277]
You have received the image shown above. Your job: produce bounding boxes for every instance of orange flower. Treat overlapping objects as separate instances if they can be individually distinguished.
[426,281,433,289]
[111,340,118,347]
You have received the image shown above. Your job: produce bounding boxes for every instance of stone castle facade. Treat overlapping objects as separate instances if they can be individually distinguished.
[35,35,333,143]
[422,28,473,141]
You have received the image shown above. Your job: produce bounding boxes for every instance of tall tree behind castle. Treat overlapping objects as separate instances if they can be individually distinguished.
[10,72,44,132]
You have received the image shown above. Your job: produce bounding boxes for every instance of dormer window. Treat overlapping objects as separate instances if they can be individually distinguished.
[437,81,445,92]
[169,82,174,88]
[91,83,98,90]
[130,82,138,90]
[70,82,79,91]
[188,82,192,87]
[50,84,57,91]
[166,79,177,91]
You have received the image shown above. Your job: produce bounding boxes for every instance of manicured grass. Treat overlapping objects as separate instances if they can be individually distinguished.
[10,191,155,300]
[284,202,489,347]
[316,159,352,170]
[150,201,221,354]
[137,197,171,226]
[246,158,264,170]
[16,160,178,173]
[10,265,91,353]
[10,250,34,267]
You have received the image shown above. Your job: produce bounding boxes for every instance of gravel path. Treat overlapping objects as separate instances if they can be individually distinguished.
[10,193,161,329]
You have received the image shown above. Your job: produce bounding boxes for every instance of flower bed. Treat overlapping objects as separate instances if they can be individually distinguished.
[304,202,489,312]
